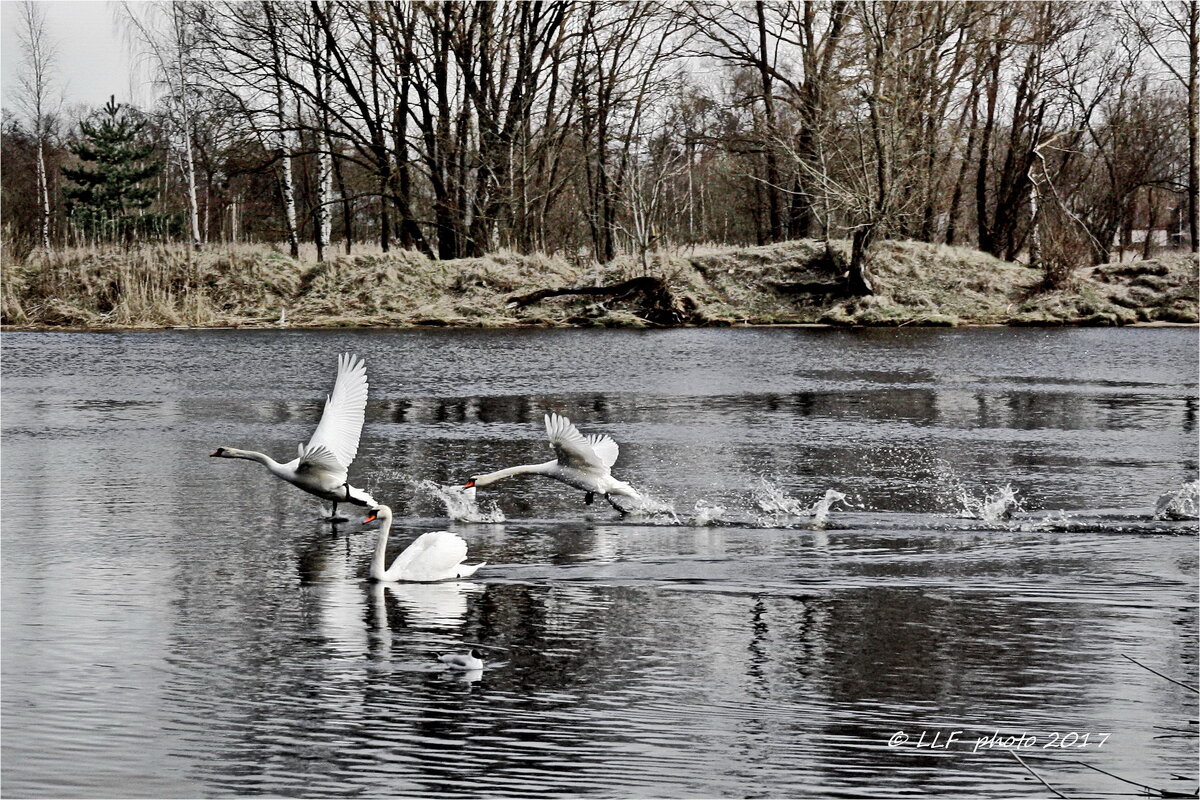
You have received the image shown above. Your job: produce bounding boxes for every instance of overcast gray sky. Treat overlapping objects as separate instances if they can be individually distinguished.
[2,0,154,118]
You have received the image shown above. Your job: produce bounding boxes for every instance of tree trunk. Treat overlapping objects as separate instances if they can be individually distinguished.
[172,7,201,252]
[1188,0,1199,252]
[36,138,50,253]
[279,142,300,259]
[976,48,1000,254]
[754,1,782,241]
[183,129,201,251]
[1143,187,1158,260]
[847,226,876,295]
[332,149,352,254]
[945,90,979,246]
[265,3,300,259]
[311,1,332,261]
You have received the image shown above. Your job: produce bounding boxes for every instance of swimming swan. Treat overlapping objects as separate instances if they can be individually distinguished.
[438,649,484,671]
[364,505,486,582]
[464,413,642,511]
[210,352,376,520]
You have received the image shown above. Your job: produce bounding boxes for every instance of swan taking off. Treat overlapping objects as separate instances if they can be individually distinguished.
[464,413,643,511]
[210,352,376,520]
[364,505,486,582]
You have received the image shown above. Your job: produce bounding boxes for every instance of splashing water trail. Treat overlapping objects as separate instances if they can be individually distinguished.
[690,500,727,526]
[810,489,847,528]
[623,491,681,525]
[751,478,846,528]
[1021,509,1076,532]
[412,479,506,523]
[752,477,810,517]
[1154,478,1200,520]
[956,483,1021,522]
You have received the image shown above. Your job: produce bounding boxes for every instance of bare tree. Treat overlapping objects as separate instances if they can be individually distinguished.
[1124,0,1199,252]
[122,1,203,250]
[263,2,300,259]
[15,1,57,254]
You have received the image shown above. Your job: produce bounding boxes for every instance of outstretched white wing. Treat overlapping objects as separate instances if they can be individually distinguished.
[586,434,619,468]
[296,443,345,479]
[544,413,606,471]
[305,353,368,470]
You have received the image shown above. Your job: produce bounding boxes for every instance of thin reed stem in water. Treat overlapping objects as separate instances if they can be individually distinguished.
[1008,751,1070,799]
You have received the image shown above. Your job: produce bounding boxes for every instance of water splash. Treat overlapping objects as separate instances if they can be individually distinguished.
[956,483,1021,522]
[621,491,681,525]
[810,489,847,528]
[1154,479,1200,521]
[412,480,506,523]
[690,500,727,526]
[1020,509,1075,532]
[751,478,846,528]
[752,477,811,517]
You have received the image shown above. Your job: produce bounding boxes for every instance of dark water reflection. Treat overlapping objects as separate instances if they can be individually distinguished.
[2,327,1197,798]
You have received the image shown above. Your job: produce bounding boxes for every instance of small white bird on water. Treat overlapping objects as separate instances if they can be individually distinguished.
[364,505,486,582]
[463,413,643,512]
[210,353,376,521]
[438,649,484,671]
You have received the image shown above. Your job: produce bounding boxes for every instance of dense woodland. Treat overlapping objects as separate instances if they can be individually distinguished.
[3,0,1197,292]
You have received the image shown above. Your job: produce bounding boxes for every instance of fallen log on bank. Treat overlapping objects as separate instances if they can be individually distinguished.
[507,276,698,325]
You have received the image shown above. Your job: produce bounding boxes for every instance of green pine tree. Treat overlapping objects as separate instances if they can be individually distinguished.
[63,96,163,243]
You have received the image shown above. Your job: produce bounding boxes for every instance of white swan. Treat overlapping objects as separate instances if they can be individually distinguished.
[438,649,484,671]
[364,505,486,582]
[463,413,643,511]
[210,352,376,520]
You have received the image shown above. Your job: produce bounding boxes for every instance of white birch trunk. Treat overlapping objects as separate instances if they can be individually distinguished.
[317,142,332,260]
[173,6,201,251]
[280,140,300,258]
[183,122,201,250]
[266,2,300,259]
[36,138,50,252]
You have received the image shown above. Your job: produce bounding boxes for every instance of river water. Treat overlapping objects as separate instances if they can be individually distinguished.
[2,327,1197,798]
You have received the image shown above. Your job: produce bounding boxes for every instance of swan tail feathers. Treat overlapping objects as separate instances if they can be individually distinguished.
[345,484,376,508]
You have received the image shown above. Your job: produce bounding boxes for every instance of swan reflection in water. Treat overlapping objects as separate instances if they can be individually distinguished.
[370,582,488,688]
[374,581,484,630]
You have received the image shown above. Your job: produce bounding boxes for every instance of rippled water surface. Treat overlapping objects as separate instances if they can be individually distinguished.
[3,327,1197,798]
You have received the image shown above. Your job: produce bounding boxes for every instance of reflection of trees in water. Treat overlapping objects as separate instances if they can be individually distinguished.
[375,393,626,427]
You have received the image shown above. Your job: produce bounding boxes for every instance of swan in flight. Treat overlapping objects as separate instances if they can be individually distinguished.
[364,505,486,582]
[438,649,484,671]
[464,413,643,511]
[210,352,375,520]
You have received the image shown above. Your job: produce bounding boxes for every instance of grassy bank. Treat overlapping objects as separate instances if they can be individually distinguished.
[2,239,1195,329]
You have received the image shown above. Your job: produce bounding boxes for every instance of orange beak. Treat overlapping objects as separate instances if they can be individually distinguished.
[463,480,476,489]
[363,512,378,524]
[209,450,221,457]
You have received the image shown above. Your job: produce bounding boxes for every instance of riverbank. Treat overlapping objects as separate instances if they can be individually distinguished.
[2,239,1195,330]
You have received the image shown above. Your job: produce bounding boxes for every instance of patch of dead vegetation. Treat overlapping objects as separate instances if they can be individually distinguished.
[2,240,1194,329]
[1013,253,1198,325]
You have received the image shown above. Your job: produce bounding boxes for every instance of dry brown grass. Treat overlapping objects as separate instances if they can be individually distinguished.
[2,239,1194,329]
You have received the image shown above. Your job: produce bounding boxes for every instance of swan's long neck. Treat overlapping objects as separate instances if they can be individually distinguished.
[369,505,394,582]
[473,461,558,487]
[220,448,282,469]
